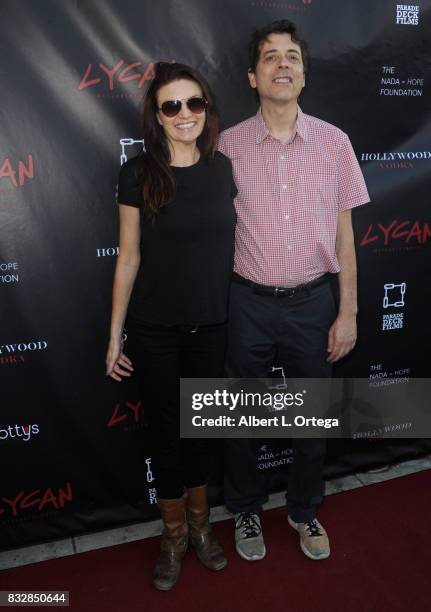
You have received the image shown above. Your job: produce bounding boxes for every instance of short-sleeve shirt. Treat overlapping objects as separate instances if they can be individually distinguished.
[117,151,237,325]
[218,107,370,286]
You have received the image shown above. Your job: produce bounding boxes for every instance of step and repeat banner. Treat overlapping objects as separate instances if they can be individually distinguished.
[1,0,431,549]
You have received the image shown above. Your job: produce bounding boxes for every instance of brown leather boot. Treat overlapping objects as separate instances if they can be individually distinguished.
[186,484,227,571]
[153,496,188,591]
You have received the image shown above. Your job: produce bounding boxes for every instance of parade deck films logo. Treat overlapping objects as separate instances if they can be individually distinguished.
[120,138,144,165]
[382,282,406,331]
[396,4,419,25]
[145,458,157,505]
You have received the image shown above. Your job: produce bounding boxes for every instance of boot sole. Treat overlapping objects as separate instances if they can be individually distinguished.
[195,553,228,571]
[153,582,178,591]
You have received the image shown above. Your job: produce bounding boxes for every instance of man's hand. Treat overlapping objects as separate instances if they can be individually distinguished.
[327,314,357,363]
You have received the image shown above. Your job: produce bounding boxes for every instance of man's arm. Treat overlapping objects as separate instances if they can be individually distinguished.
[327,208,357,363]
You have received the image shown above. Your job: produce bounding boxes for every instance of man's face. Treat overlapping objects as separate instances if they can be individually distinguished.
[248,33,305,105]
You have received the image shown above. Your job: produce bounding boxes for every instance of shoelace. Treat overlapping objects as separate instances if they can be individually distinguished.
[235,513,261,539]
[305,519,323,537]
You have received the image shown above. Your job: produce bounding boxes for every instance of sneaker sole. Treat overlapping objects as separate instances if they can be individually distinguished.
[235,543,267,562]
[287,516,330,561]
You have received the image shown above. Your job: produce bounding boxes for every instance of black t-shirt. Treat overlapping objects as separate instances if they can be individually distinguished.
[117,151,237,325]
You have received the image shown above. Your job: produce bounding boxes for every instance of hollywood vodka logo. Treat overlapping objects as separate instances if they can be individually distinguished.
[382,282,406,331]
[96,246,119,257]
[396,4,419,25]
[361,150,430,170]
[361,151,431,161]
[0,340,48,355]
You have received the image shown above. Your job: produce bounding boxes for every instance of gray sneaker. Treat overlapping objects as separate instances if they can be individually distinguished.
[234,512,266,561]
[288,515,330,560]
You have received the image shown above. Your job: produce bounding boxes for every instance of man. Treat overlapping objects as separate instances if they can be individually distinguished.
[218,20,370,562]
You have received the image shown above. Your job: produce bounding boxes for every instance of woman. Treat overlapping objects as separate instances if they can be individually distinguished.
[106,62,236,591]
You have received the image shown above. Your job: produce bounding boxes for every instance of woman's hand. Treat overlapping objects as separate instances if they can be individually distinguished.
[106,335,134,381]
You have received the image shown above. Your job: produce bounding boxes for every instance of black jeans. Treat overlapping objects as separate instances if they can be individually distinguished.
[125,318,227,499]
[224,278,336,522]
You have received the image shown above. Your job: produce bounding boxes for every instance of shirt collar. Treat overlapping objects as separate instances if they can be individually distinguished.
[255,105,308,144]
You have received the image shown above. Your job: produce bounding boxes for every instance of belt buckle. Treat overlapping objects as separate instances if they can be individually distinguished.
[275,285,298,297]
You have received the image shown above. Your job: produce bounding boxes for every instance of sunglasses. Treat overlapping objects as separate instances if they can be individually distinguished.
[158,96,208,118]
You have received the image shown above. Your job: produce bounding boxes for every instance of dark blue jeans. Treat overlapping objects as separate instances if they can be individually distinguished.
[125,318,227,499]
[224,278,336,522]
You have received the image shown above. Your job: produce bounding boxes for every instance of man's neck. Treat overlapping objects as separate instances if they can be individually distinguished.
[261,100,298,144]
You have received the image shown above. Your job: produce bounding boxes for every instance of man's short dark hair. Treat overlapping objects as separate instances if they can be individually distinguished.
[248,19,309,75]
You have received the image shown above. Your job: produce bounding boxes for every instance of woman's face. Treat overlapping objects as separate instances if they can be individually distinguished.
[156,79,206,149]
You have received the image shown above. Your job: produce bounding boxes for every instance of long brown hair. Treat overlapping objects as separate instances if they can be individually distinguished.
[140,62,219,219]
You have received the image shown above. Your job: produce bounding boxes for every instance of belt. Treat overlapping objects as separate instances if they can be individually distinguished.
[232,272,331,297]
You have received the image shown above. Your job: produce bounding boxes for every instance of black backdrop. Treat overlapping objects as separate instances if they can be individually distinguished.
[1,0,431,550]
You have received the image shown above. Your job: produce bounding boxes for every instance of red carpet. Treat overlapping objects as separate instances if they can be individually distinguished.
[1,470,430,612]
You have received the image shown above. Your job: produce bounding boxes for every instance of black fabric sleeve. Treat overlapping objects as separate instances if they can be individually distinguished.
[231,176,238,199]
[117,158,143,208]
[214,150,238,199]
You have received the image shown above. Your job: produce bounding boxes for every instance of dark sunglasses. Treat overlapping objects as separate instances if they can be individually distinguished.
[158,96,208,118]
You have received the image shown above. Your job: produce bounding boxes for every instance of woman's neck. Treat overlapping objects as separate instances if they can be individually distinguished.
[169,141,200,167]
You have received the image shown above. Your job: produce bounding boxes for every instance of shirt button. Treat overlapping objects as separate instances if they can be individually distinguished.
[285,214,289,220]
[287,245,292,251]
[280,154,285,160]
[282,184,287,190]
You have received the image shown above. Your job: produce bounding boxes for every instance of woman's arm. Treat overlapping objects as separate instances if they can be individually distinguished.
[106,204,141,380]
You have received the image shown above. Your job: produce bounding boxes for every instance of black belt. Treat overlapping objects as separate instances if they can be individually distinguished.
[232,272,331,297]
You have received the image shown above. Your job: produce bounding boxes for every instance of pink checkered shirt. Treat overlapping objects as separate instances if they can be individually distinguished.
[218,107,370,286]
